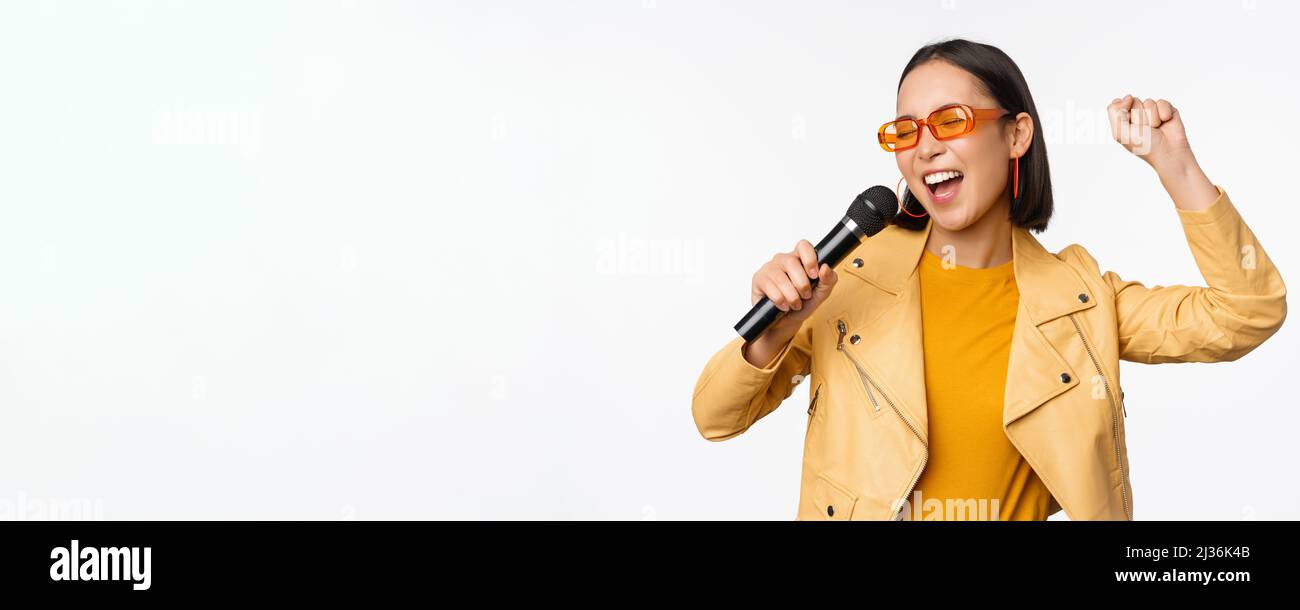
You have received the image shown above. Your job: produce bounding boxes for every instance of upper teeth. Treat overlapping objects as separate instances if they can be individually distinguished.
[924,170,963,185]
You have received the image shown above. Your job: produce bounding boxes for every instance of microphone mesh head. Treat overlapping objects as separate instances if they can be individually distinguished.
[846,185,899,237]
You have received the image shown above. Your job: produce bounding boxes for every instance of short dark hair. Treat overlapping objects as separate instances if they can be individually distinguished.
[892,38,1054,233]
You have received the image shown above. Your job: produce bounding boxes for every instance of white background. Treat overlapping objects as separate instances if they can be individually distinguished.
[0,0,1295,520]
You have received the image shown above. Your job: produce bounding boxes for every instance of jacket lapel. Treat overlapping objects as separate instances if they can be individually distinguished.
[1002,227,1096,425]
[839,222,931,442]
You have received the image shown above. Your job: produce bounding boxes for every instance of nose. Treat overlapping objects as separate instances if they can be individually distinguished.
[914,123,947,160]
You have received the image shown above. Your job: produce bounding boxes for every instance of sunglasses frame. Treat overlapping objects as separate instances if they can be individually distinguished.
[878,103,1009,152]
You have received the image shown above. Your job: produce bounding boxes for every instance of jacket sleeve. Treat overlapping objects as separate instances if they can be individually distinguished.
[1077,184,1287,364]
[690,320,814,441]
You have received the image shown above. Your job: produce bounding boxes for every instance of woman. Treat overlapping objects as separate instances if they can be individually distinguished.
[690,39,1286,520]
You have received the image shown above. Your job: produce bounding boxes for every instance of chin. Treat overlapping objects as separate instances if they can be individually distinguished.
[927,205,979,232]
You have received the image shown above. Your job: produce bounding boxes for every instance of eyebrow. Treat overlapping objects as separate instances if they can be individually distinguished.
[896,102,962,120]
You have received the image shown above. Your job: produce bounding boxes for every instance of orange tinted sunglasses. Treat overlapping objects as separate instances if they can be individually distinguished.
[877,103,1008,152]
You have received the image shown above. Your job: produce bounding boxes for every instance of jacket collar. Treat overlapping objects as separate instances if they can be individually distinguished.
[841,219,1094,325]
[833,218,1098,442]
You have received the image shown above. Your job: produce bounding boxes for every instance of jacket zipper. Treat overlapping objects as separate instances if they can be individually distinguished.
[837,319,928,520]
[837,320,880,413]
[1068,314,1132,521]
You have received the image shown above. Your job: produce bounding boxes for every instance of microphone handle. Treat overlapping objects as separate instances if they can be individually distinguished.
[734,217,865,342]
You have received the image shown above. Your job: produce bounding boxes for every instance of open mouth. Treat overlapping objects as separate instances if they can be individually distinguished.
[924,170,963,205]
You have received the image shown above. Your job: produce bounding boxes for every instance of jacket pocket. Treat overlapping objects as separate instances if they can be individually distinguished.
[806,383,823,416]
[805,383,824,439]
[826,315,887,420]
[813,472,858,520]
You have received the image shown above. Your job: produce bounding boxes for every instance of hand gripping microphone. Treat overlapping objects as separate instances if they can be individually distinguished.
[733,185,899,342]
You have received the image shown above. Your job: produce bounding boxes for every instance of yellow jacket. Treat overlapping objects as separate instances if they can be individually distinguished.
[691,185,1286,520]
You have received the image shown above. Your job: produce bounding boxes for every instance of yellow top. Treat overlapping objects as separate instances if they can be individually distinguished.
[908,248,1053,520]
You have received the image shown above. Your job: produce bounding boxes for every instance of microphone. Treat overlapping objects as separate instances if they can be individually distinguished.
[733,185,898,342]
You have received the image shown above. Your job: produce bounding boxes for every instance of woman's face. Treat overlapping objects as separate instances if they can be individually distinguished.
[894,60,1028,232]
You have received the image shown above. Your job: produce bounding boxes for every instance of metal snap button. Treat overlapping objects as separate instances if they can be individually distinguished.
[1077,293,1089,303]
[850,335,860,345]
[1060,372,1071,383]
[852,258,863,268]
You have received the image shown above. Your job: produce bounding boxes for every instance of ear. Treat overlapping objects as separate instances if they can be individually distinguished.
[1008,111,1034,157]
